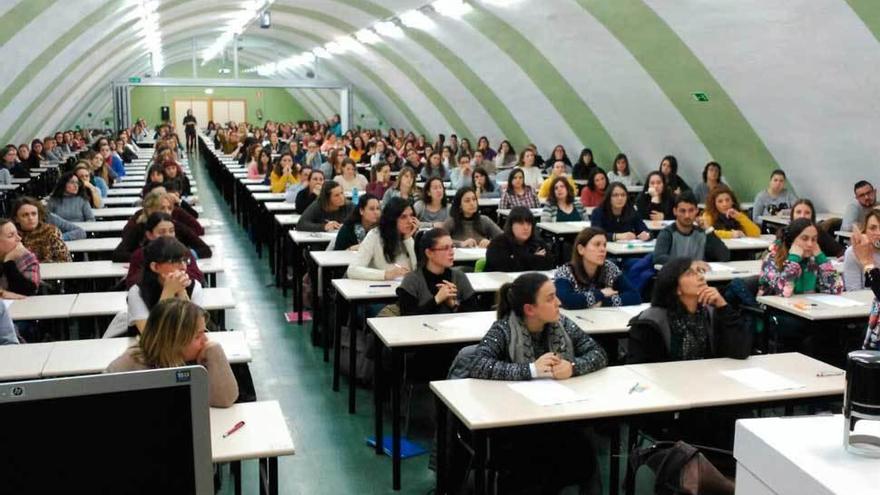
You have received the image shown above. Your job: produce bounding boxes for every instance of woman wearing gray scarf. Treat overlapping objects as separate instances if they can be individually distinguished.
[469,272,608,381]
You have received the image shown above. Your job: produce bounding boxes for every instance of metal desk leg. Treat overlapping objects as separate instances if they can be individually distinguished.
[473,431,487,495]
[348,303,359,414]
[435,396,448,494]
[332,293,343,392]
[374,340,384,455]
[610,422,621,495]
[232,460,242,495]
[392,347,402,490]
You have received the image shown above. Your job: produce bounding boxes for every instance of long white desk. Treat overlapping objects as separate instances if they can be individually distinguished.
[8,294,78,320]
[757,289,873,321]
[0,342,55,380]
[73,220,128,234]
[41,258,225,281]
[69,286,236,317]
[536,221,592,235]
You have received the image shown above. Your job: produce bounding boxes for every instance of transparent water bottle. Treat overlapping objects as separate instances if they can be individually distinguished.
[351,187,359,205]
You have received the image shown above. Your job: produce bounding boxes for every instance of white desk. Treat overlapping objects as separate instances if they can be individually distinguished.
[643,219,674,231]
[41,258,225,281]
[0,342,55,380]
[253,192,285,202]
[68,287,237,317]
[289,230,337,245]
[536,221,591,235]
[561,303,648,335]
[264,202,298,212]
[274,214,300,227]
[66,237,123,254]
[73,220,128,234]
[606,240,655,255]
[497,208,544,219]
[759,212,840,227]
[8,294,77,320]
[734,414,880,495]
[246,184,271,192]
[106,188,142,196]
[101,196,142,206]
[723,234,775,251]
[93,205,204,218]
[210,400,295,462]
[757,289,874,321]
[652,260,763,282]
[333,270,553,300]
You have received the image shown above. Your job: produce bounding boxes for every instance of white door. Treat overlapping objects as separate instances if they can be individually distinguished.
[191,100,209,130]
[228,100,246,124]
[212,100,229,125]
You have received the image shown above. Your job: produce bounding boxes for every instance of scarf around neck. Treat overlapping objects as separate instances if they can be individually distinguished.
[506,313,574,364]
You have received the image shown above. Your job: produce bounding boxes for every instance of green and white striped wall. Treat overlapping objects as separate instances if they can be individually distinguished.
[2,0,880,210]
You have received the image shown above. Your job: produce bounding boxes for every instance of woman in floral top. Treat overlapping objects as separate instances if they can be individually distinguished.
[758,218,842,297]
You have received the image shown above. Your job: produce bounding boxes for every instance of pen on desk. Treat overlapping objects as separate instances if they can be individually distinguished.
[575,315,594,324]
[628,382,640,394]
[816,371,844,377]
[222,420,245,438]
[422,322,438,331]
[369,284,392,288]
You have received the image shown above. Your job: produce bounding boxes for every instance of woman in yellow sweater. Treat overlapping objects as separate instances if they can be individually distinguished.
[538,160,577,201]
[269,152,299,193]
[702,185,760,238]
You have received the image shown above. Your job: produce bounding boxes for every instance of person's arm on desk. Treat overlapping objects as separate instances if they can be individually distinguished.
[469,321,533,380]
[198,341,239,408]
[561,316,608,376]
[0,303,18,344]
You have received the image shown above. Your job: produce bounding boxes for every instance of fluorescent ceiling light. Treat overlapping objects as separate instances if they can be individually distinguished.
[374,20,404,38]
[355,29,381,45]
[432,0,472,18]
[399,10,434,30]
[313,47,332,59]
[325,41,345,55]
[202,0,276,65]
[337,36,367,54]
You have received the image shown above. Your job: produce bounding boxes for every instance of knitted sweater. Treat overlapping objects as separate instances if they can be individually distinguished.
[47,195,94,222]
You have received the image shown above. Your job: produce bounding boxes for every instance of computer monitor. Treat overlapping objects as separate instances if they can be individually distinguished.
[0,366,213,494]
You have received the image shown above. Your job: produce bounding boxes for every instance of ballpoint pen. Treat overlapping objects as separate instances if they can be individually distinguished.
[628,382,640,394]
[816,371,844,377]
[575,315,594,324]
[222,420,245,438]
[422,322,438,331]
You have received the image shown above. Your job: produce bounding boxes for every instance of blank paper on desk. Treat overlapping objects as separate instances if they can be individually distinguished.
[721,368,805,393]
[805,294,864,308]
[508,381,589,407]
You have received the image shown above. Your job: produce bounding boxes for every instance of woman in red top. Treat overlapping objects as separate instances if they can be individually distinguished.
[579,168,608,208]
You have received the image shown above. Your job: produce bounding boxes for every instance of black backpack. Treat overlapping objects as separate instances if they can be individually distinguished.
[628,440,735,495]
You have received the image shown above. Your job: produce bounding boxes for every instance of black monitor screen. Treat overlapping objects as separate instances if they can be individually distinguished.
[0,385,198,494]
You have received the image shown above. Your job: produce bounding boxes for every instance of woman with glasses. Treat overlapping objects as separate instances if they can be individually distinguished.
[627,257,751,363]
[123,212,204,288]
[127,237,205,334]
[589,182,650,242]
[46,171,95,222]
[397,228,477,315]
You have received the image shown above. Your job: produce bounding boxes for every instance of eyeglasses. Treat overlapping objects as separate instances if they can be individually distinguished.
[429,245,454,252]
[682,266,707,277]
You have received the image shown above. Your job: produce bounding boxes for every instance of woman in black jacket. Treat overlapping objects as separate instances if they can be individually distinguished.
[627,257,752,363]
[485,206,555,272]
[635,171,674,221]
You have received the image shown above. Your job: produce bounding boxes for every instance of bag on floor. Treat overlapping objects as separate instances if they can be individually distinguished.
[628,440,735,495]
[339,325,374,386]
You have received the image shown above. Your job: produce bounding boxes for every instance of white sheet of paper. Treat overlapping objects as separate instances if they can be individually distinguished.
[707,263,734,272]
[805,294,864,308]
[616,303,649,317]
[455,248,486,256]
[437,315,488,329]
[721,368,805,393]
[508,381,589,407]
[735,238,768,246]
[2,299,12,310]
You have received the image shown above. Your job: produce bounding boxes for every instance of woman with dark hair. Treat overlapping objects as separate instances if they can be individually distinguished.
[0,218,40,299]
[572,147,600,181]
[333,158,368,193]
[493,140,517,170]
[127,236,206,334]
[658,155,690,196]
[789,199,844,257]
[382,166,417,207]
[476,136,496,162]
[334,194,381,251]
[141,164,166,198]
[249,148,272,181]
[758,218,842,298]
[579,168,608,208]
[538,160,577,201]
[499,167,539,209]
[124,212,204,289]
[547,144,572,170]
[553,227,640,309]
[607,153,637,186]
[693,161,726,204]
[473,166,500,199]
[702,185,760,239]
[590,183,650,241]
[397,227,478,315]
[468,272,606,493]
[486,206,554,272]
[414,176,449,229]
[635,171,674,221]
[268,153,299,193]
[516,147,543,191]
[294,169,323,214]
[443,187,502,248]
[627,257,752,363]
[542,176,588,222]
[12,198,70,263]
[346,197,418,280]
[244,143,264,179]
[366,162,393,199]
[163,158,192,196]
[108,299,238,408]
[46,171,95,222]
[420,151,448,181]
[298,180,352,232]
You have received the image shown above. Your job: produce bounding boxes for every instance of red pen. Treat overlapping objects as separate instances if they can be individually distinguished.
[222,420,245,438]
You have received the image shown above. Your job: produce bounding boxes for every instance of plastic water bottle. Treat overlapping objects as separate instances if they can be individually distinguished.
[351,187,359,205]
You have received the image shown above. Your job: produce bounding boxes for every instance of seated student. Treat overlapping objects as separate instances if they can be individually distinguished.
[842,180,880,232]
[702,185,760,239]
[161,181,201,225]
[844,210,880,291]
[162,159,192,196]
[382,166,418,207]
[248,148,272,181]
[590,182,650,241]
[80,154,108,197]
[850,229,880,349]
[692,161,727,205]
[334,194,380,251]
[113,189,211,262]
[298,180,353,232]
[0,218,41,298]
[659,155,690,196]
[538,161,577,200]
[541,177,588,223]
[73,164,103,208]
[553,227,640,309]
[606,153,638,187]
[443,187,502,248]
[47,212,86,241]
[366,162,393,199]
[572,147,601,181]
[635,171,674,221]
[654,192,730,265]
[127,237,205,334]
[627,257,752,363]
[499,167,539,210]
[516,147,544,191]
[12,197,71,263]
[751,169,798,222]
[414,177,449,229]
[333,158,368,193]
[107,299,238,408]
[420,150,448,181]
[46,171,95,222]
[294,169,323,213]
[789,199,844,258]
[486,206,555,272]
[758,218,842,297]
[493,140,517,170]
[0,302,18,344]
[346,197,418,280]
[397,227,478,315]
[124,212,204,289]
[268,153,299,193]
[473,167,500,199]
[579,168,608,208]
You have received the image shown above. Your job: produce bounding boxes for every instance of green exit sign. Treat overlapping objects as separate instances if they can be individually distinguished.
[128,77,142,83]
[693,92,709,102]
